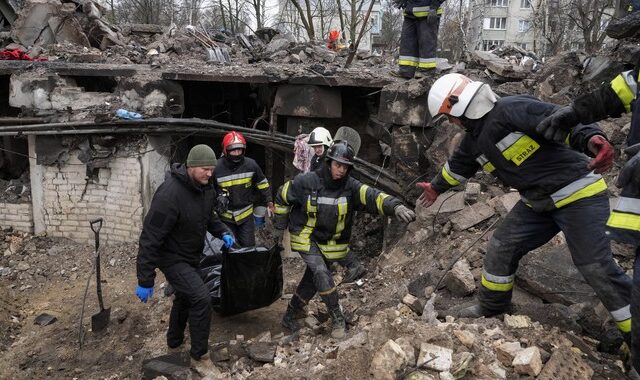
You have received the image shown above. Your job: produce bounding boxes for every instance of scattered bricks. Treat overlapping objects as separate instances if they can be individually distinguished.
[453,330,476,349]
[444,259,476,297]
[402,294,424,315]
[370,340,409,380]
[417,343,453,372]
[496,341,522,366]
[537,347,593,380]
[512,346,542,377]
[504,314,532,329]
[449,203,495,231]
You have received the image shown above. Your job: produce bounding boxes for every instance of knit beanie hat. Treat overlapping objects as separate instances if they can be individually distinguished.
[187,144,217,167]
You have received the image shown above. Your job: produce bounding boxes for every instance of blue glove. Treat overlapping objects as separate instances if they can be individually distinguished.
[135,285,154,303]
[254,215,265,228]
[222,233,235,248]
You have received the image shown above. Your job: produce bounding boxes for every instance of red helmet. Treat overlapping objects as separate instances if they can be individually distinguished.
[222,131,246,155]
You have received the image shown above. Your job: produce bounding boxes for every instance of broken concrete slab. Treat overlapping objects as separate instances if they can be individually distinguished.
[449,203,495,231]
[495,341,522,366]
[48,16,90,47]
[377,79,429,127]
[245,342,276,363]
[606,11,640,39]
[516,244,596,305]
[11,0,60,46]
[471,51,529,79]
[488,192,520,216]
[537,347,594,380]
[34,312,56,326]
[582,56,625,87]
[417,343,453,372]
[141,352,191,380]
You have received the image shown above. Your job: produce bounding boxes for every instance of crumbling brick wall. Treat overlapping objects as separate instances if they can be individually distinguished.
[42,151,144,245]
[0,202,33,233]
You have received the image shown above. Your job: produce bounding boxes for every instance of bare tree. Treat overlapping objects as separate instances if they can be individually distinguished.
[246,0,267,28]
[566,0,614,54]
[439,0,468,61]
[378,0,402,51]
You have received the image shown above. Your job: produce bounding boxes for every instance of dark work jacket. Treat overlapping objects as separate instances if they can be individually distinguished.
[432,95,606,212]
[274,164,401,259]
[213,156,272,224]
[137,163,231,287]
[310,154,324,172]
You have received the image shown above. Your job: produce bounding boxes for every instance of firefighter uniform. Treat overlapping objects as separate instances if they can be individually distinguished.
[213,155,272,247]
[398,0,443,78]
[540,69,640,372]
[274,160,403,334]
[431,95,632,334]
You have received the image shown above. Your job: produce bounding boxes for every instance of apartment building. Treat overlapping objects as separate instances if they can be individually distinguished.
[467,0,537,53]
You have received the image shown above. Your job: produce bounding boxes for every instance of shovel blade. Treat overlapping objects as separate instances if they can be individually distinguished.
[91,307,111,332]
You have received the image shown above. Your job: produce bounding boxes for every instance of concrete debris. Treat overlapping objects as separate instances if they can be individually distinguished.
[449,203,495,231]
[370,339,410,380]
[487,361,507,379]
[245,342,276,363]
[495,341,522,366]
[606,11,640,40]
[463,182,481,203]
[452,329,475,348]
[537,347,594,380]
[417,343,453,372]
[444,259,476,297]
[512,346,542,377]
[503,314,532,329]
[404,371,436,380]
[488,192,520,216]
[471,50,530,80]
[402,293,424,315]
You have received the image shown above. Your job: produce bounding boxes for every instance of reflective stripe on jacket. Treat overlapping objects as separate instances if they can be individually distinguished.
[274,166,401,260]
[213,156,272,224]
[431,95,608,212]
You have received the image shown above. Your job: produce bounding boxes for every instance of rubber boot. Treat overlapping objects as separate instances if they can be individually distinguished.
[328,308,347,339]
[191,354,222,377]
[343,263,367,284]
[458,303,510,318]
[281,294,307,331]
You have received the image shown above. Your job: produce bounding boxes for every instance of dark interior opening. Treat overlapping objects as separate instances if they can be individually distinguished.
[64,76,118,93]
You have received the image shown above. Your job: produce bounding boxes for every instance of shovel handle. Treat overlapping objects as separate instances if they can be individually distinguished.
[90,218,102,251]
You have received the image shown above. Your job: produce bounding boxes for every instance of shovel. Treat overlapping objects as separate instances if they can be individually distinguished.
[90,218,110,332]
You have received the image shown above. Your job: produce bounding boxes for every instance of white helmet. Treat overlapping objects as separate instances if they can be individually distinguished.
[308,127,333,147]
[428,73,498,120]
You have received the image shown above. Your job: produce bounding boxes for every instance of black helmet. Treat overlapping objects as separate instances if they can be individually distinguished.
[326,141,355,166]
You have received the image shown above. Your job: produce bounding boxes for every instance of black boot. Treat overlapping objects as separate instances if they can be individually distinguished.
[343,263,367,283]
[328,307,346,339]
[458,304,510,318]
[281,295,307,331]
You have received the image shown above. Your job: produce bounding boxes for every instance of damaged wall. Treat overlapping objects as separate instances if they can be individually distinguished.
[28,137,169,244]
[0,202,32,232]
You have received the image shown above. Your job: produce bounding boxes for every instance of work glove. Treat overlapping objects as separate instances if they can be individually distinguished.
[215,193,229,215]
[222,233,235,248]
[535,105,580,143]
[395,205,416,223]
[416,182,439,208]
[425,12,440,24]
[587,135,614,174]
[135,285,154,303]
[617,150,640,189]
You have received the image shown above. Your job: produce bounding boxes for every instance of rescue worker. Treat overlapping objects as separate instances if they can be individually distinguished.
[419,74,632,340]
[135,144,235,377]
[393,0,443,79]
[274,140,416,338]
[214,131,273,247]
[308,127,333,172]
[536,69,640,377]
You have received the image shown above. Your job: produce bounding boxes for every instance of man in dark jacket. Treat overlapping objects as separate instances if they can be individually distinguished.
[214,131,273,246]
[135,144,235,377]
[393,0,443,79]
[274,141,416,338]
[420,74,632,338]
[536,68,640,378]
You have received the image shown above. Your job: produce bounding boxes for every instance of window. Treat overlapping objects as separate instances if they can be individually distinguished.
[482,40,505,50]
[484,17,507,29]
[520,0,531,8]
[517,42,528,50]
[370,12,380,34]
[518,20,530,32]
[489,0,508,6]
